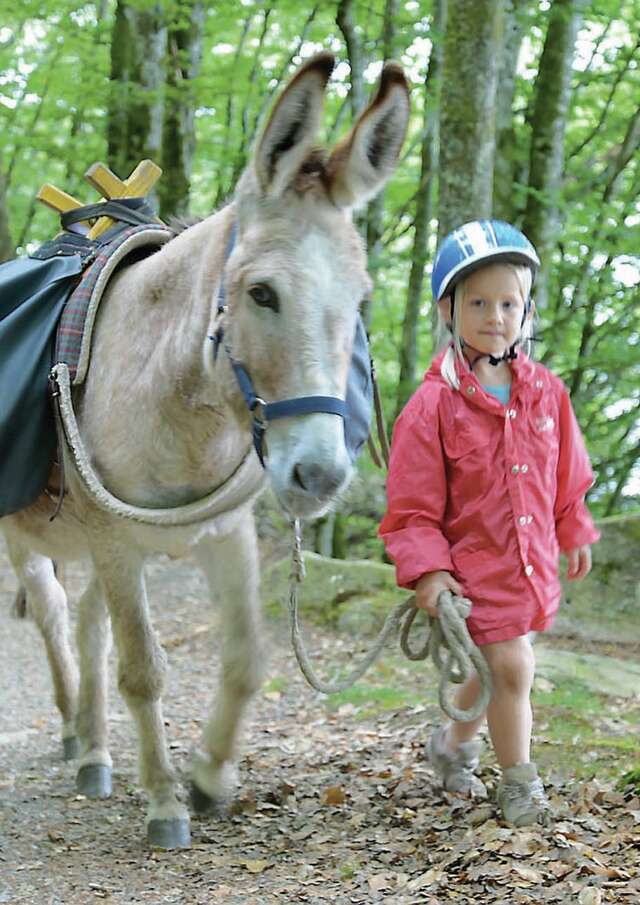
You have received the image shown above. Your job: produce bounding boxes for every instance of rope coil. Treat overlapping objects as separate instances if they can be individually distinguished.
[288,520,491,721]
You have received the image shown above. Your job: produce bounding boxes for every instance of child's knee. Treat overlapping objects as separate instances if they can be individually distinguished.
[486,637,534,693]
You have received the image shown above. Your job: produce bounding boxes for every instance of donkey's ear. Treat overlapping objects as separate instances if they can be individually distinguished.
[253,52,335,197]
[327,62,410,209]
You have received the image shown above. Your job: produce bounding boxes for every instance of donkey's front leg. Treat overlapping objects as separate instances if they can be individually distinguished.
[89,539,190,849]
[74,574,113,798]
[190,513,265,812]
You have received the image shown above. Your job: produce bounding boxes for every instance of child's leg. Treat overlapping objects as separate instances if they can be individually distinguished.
[444,635,535,759]
[444,671,486,748]
[482,635,549,826]
[427,672,487,796]
[481,635,535,768]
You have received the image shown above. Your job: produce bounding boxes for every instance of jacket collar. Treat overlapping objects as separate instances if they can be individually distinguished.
[427,347,542,408]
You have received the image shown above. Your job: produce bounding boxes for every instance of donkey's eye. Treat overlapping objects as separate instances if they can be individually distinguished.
[249,283,279,312]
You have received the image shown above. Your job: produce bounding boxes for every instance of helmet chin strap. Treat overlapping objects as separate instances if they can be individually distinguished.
[458,338,519,370]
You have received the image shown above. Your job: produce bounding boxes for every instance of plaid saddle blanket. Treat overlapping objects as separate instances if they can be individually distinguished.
[55,224,172,385]
[0,223,172,517]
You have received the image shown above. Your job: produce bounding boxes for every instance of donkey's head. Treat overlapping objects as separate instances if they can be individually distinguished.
[225,53,409,517]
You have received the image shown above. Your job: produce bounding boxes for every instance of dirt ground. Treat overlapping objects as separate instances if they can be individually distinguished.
[1,544,639,905]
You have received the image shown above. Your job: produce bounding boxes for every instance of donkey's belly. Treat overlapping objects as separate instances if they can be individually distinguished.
[2,491,91,561]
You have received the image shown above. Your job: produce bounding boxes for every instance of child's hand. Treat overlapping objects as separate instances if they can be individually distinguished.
[415,570,463,618]
[566,545,592,580]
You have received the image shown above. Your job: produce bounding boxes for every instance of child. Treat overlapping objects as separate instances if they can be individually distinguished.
[379,219,600,827]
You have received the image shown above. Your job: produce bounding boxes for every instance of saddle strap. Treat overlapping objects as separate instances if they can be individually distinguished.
[49,363,266,527]
[60,198,159,230]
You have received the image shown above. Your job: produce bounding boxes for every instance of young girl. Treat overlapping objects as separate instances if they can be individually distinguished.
[379,219,600,827]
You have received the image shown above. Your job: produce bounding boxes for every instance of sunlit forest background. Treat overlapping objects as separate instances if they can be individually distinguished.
[1,0,639,558]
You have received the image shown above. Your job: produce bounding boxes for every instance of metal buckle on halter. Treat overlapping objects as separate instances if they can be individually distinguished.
[252,397,268,426]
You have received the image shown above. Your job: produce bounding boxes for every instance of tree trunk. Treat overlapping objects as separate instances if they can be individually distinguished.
[336,0,370,325]
[314,514,335,558]
[363,0,398,332]
[158,1,205,219]
[521,0,583,310]
[336,0,366,120]
[0,167,14,263]
[395,0,447,418]
[213,9,253,208]
[108,1,167,182]
[493,0,527,221]
[226,6,319,199]
[437,0,505,239]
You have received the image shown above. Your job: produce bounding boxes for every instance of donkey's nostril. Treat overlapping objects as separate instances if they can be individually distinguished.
[291,462,347,497]
[292,464,308,490]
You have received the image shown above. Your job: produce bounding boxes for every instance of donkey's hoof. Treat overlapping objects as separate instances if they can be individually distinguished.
[189,781,228,815]
[63,736,80,761]
[147,817,191,849]
[77,764,112,798]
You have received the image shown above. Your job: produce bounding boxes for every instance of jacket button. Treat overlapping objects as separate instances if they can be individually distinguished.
[506,408,517,419]
[521,464,529,473]
[536,380,543,388]
[466,386,476,395]
[527,515,533,524]
[525,564,534,576]
[511,465,520,475]
[519,516,527,526]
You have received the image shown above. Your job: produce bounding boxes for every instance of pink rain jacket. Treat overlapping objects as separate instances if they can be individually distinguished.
[379,351,600,645]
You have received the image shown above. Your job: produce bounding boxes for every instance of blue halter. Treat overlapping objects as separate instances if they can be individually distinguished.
[209,224,348,467]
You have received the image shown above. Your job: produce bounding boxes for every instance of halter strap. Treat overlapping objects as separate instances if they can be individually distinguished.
[209,223,348,467]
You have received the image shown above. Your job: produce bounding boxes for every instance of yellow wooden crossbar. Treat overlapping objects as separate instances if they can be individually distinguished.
[84,159,162,239]
[36,184,84,215]
[36,159,163,238]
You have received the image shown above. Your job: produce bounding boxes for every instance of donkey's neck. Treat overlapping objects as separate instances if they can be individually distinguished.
[79,204,253,508]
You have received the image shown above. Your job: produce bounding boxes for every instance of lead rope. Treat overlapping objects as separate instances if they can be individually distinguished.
[288,519,491,721]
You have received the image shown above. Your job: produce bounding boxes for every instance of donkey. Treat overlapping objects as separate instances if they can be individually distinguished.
[1,53,410,848]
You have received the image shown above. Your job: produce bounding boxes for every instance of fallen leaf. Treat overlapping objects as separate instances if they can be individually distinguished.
[210,887,235,900]
[578,888,602,905]
[407,867,443,891]
[512,864,543,883]
[322,786,346,806]
[240,858,270,874]
[367,873,391,892]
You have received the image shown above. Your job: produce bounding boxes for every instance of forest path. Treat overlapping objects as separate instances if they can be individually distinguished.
[1,543,638,904]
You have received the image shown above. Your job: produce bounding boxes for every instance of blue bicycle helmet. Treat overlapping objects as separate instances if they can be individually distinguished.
[431,219,540,302]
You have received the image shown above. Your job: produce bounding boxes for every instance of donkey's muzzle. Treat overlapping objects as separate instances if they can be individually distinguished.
[291,460,348,498]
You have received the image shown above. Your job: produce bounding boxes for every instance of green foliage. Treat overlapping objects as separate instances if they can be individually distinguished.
[618,768,640,795]
[533,678,640,782]
[1,0,638,533]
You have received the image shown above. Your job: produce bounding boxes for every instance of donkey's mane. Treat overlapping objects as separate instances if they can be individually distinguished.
[166,213,208,235]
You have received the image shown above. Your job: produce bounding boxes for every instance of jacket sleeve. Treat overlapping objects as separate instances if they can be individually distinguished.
[554,386,601,551]
[378,392,454,588]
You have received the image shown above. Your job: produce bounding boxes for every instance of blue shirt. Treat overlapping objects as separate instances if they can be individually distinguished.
[482,383,511,406]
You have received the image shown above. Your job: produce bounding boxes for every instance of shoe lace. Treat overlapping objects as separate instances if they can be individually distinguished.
[502,778,548,808]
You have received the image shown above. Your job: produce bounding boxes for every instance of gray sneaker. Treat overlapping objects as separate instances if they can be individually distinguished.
[497,762,551,827]
[426,726,487,797]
